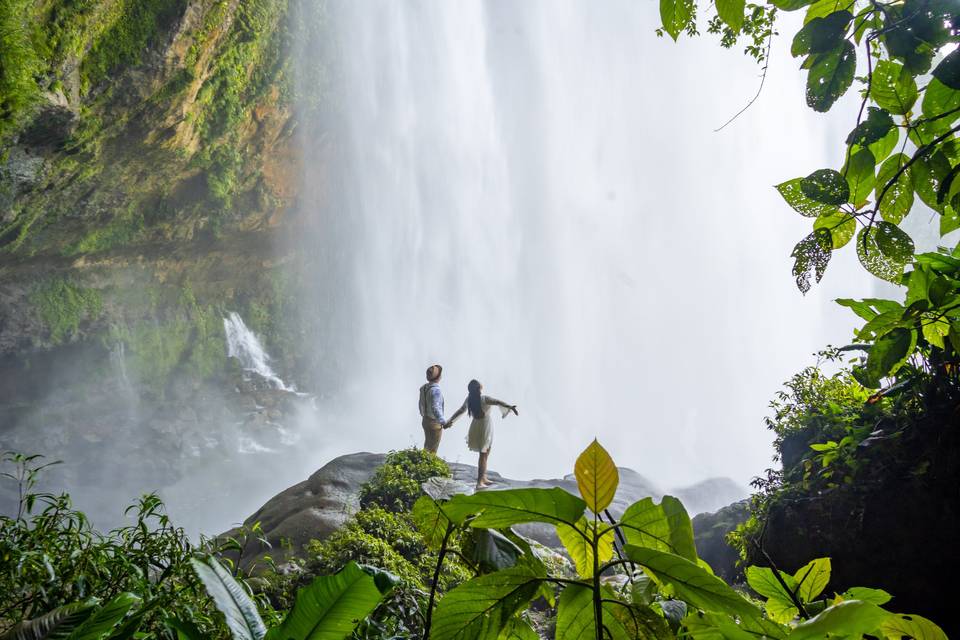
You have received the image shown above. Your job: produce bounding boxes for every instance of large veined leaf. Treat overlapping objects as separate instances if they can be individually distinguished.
[555,584,668,640]
[791,11,851,57]
[806,40,856,112]
[876,153,914,224]
[468,528,524,573]
[867,125,900,163]
[881,613,948,640]
[431,564,545,640]
[715,0,745,32]
[619,496,697,562]
[922,79,960,121]
[912,150,952,213]
[574,439,618,514]
[191,557,267,640]
[444,488,586,529]
[623,546,761,622]
[0,602,96,640]
[857,225,912,283]
[865,328,916,383]
[682,610,788,640]
[776,178,839,217]
[412,495,451,550]
[871,60,918,114]
[556,518,614,578]
[765,597,800,624]
[265,562,390,640]
[790,600,890,640]
[845,147,876,206]
[800,169,850,205]
[744,566,796,603]
[792,558,831,603]
[497,617,538,640]
[814,212,856,248]
[846,107,894,148]
[660,0,693,40]
[69,594,141,640]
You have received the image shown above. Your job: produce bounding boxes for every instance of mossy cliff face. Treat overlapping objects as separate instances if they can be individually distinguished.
[0,0,320,523]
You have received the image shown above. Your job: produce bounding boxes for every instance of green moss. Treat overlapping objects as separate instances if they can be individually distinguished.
[80,0,188,93]
[30,277,103,345]
[0,0,44,141]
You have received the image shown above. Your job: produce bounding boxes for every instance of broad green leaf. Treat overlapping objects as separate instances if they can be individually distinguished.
[574,439,619,514]
[882,613,948,640]
[845,147,876,206]
[858,308,907,340]
[660,0,693,41]
[804,0,845,23]
[866,327,916,382]
[922,78,960,121]
[801,169,849,205]
[912,150,952,212]
[623,545,762,622]
[266,562,389,640]
[431,565,545,640]
[814,212,856,248]
[166,619,205,640]
[857,225,912,283]
[793,558,831,602]
[744,566,796,602]
[682,611,788,640]
[497,617,538,640]
[871,60,918,115]
[791,600,890,640]
[847,107,894,148]
[792,229,833,293]
[191,557,267,640]
[619,496,698,562]
[876,153,914,224]
[2,602,97,640]
[867,125,899,163]
[776,178,839,217]
[905,267,930,308]
[806,40,856,112]
[792,11,851,57]
[412,495,451,550]
[769,0,814,11]
[874,221,914,263]
[941,205,960,236]
[765,597,799,624]
[444,488,586,529]
[716,0,745,32]
[556,519,614,578]
[932,49,960,91]
[600,585,672,640]
[836,298,880,322]
[69,594,140,640]
[922,316,951,349]
[555,584,593,640]
[468,528,524,573]
[841,587,891,605]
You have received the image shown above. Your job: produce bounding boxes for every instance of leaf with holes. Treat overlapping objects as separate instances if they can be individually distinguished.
[801,169,849,205]
[806,40,856,112]
[776,178,839,217]
[792,229,833,293]
[875,153,914,224]
[857,225,912,283]
[716,0,745,32]
[846,107,894,148]
[660,0,693,40]
[932,49,960,91]
[912,150,952,213]
[792,11,851,57]
[882,613,949,640]
[870,60,918,115]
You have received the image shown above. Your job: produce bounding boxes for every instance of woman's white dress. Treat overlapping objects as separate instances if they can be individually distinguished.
[463,395,510,452]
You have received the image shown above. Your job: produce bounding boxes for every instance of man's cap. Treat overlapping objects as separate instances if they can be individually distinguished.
[426,364,443,381]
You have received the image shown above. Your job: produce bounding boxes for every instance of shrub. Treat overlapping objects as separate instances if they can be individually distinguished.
[359,448,450,512]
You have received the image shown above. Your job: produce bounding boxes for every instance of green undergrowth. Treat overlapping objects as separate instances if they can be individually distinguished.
[29,277,103,345]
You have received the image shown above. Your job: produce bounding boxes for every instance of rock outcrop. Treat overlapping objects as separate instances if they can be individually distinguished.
[225,451,747,571]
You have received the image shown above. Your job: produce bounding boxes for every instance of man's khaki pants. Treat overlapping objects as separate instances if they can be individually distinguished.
[422,417,443,454]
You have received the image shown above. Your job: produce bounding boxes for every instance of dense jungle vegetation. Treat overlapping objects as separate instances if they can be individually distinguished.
[1,0,959,638]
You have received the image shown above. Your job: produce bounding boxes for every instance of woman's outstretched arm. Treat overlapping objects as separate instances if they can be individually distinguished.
[445,399,468,428]
[488,397,519,416]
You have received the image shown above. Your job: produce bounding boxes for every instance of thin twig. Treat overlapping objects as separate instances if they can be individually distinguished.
[714,29,774,132]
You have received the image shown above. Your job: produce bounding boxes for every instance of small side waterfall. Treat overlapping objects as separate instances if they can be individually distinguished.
[223,312,296,392]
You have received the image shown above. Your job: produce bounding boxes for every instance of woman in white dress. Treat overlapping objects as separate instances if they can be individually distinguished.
[446,379,518,489]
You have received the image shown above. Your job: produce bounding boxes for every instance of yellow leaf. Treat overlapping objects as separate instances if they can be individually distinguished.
[556,519,614,578]
[574,439,619,514]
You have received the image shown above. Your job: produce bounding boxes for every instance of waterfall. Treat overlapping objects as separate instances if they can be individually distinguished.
[291,1,876,487]
[223,312,296,392]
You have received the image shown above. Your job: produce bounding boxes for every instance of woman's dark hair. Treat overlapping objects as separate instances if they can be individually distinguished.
[467,379,484,418]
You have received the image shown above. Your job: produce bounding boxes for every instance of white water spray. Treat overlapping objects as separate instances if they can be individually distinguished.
[223,312,296,392]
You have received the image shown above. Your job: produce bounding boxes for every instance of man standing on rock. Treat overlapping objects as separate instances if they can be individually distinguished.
[419,364,446,454]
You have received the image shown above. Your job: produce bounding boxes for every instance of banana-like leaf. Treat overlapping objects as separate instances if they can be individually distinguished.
[555,519,613,578]
[574,440,619,514]
[431,564,546,640]
[444,488,586,529]
[69,593,140,640]
[1,602,96,640]
[619,497,697,562]
[191,556,267,640]
[265,561,388,640]
[623,546,761,623]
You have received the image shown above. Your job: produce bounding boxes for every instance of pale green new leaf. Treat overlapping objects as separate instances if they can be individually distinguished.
[790,600,890,640]
[444,488,586,529]
[265,562,389,640]
[744,566,796,602]
[574,439,619,514]
[682,611,789,640]
[623,546,761,622]
[556,519,613,578]
[660,0,693,40]
[881,613,948,640]
[814,212,855,248]
[842,587,891,605]
[765,597,799,624]
[431,565,546,640]
[191,557,267,640]
[619,496,698,562]
[793,557,831,603]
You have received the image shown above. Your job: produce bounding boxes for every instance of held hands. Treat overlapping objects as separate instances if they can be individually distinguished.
[510,405,519,416]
